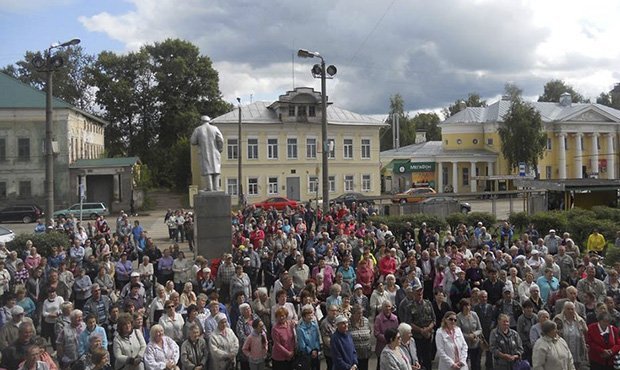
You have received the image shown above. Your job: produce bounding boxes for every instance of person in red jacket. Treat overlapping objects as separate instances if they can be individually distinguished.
[587,311,620,370]
[378,248,397,279]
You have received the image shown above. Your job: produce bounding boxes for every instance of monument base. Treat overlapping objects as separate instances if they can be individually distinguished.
[193,191,232,261]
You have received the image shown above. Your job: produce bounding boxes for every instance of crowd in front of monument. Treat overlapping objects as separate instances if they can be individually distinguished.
[1,201,620,370]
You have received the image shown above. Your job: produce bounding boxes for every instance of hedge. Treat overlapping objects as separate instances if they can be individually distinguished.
[7,231,70,258]
[369,214,447,236]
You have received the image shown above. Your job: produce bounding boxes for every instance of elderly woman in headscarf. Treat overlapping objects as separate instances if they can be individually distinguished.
[532,320,575,370]
[208,313,239,370]
[553,301,588,370]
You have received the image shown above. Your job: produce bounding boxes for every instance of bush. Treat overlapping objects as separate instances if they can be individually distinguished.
[591,206,620,223]
[446,213,468,231]
[7,231,70,258]
[567,216,617,247]
[530,211,568,236]
[466,212,496,228]
[606,245,620,266]
[370,214,447,236]
[508,212,530,231]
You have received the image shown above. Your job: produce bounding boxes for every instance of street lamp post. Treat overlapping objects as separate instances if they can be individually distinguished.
[297,49,337,214]
[32,38,81,224]
[237,97,244,208]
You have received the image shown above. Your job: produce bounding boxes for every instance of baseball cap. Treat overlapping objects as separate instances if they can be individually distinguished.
[335,315,348,325]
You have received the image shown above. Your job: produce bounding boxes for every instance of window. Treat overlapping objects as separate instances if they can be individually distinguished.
[227,139,238,160]
[463,168,469,186]
[442,166,449,186]
[267,138,278,159]
[361,139,371,159]
[564,137,569,150]
[597,136,601,150]
[328,176,335,192]
[297,106,307,117]
[309,106,316,117]
[328,139,336,159]
[248,178,258,195]
[247,138,258,159]
[17,138,30,161]
[361,174,371,192]
[343,138,353,159]
[19,181,31,198]
[580,136,584,150]
[288,105,295,117]
[308,176,318,194]
[545,166,552,179]
[344,175,354,191]
[226,179,238,196]
[306,138,317,159]
[268,177,279,194]
[486,138,493,145]
[546,137,552,150]
[0,138,5,161]
[287,138,298,159]
[0,182,5,199]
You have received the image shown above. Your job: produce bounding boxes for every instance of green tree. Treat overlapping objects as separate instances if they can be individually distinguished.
[442,92,487,118]
[596,83,620,109]
[498,96,547,174]
[504,82,523,101]
[411,112,441,141]
[538,79,586,103]
[380,93,417,151]
[1,46,96,111]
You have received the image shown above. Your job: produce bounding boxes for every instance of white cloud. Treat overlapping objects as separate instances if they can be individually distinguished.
[78,0,620,113]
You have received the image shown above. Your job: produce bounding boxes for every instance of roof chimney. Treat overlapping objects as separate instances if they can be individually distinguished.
[457,100,467,112]
[559,92,572,107]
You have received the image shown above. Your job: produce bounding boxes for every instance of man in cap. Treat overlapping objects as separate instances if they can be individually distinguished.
[351,284,370,317]
[409,278,435,370]
[331,315,358,370]
[0,306,33,348]
[120,271,146,300]
[217,253,236,303]
[494,286,522,330]
[544,229,561,255]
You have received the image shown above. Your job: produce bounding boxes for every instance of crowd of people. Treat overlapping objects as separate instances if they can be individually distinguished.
[0,201,620,370]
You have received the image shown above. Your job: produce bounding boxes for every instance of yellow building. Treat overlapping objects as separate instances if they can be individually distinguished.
[191,87,385,203]
[382,93,619,194]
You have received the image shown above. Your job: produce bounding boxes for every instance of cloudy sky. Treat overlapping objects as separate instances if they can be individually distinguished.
[2,0,620,115]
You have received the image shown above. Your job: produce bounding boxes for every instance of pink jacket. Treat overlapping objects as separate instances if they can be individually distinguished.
[271,322,295,361]
[242,331,268,362]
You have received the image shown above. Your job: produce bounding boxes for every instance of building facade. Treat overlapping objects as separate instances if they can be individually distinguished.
[382,93,620,194]
[0,72,106,207]
[191,87,385,203]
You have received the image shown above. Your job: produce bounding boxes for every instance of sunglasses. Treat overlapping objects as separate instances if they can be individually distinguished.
[448,318,457,322]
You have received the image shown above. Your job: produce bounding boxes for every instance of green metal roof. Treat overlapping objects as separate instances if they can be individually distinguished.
[0,72,72,109]
[0,72,107,125]
[70,157,141,168]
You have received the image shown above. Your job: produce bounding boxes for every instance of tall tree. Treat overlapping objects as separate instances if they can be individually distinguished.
[498,97,547,175]
[380,94,417,151]
[411,112,441,141]
[504,82,523,101]
[538,79,586,103]
[1,46,96,111]
[442,93,487,118]
[596,83,620,109]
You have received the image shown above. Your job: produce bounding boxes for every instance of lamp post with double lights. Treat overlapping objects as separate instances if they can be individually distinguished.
[297,49,337,214]
[31,38,81,223]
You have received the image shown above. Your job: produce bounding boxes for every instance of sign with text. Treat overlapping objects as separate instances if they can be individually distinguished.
[395,161,436,173]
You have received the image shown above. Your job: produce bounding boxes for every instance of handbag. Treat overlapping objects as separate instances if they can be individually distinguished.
[512,359,531,370]
[478,335,489,351]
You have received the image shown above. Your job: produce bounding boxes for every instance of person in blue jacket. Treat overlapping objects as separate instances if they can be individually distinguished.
[297,304,322,370]
[331,315,358,370]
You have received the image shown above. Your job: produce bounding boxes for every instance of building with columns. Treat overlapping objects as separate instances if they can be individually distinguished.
[382,93,620,194]
[191,87,386,203]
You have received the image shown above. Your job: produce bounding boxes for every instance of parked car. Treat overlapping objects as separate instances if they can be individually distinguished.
[419,196,471,213]
[0,225,15,243]
[0,204,44,224]
[330,192,375,207]
[53,202,109,220]
[253,197,298,211]
[391,187,436,203]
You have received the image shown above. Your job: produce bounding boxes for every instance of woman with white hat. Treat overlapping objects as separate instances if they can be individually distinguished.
[208,313,239,370]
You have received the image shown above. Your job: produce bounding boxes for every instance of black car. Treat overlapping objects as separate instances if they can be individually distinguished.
[419,197,471,213]
[0,204,44,223]
[330,192,375,207]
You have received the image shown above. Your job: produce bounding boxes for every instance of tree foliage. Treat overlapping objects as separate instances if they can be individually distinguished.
[538,79,586,103]
[442,93,487,118]
[410,112,441,141]
[597,83,620,109]
[88,39,232,189]
[1,46,96,111]
[498,96,547,174]
[380,94,417,151]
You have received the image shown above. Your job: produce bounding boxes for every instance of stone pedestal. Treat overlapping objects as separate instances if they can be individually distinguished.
[193,191,232,261]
